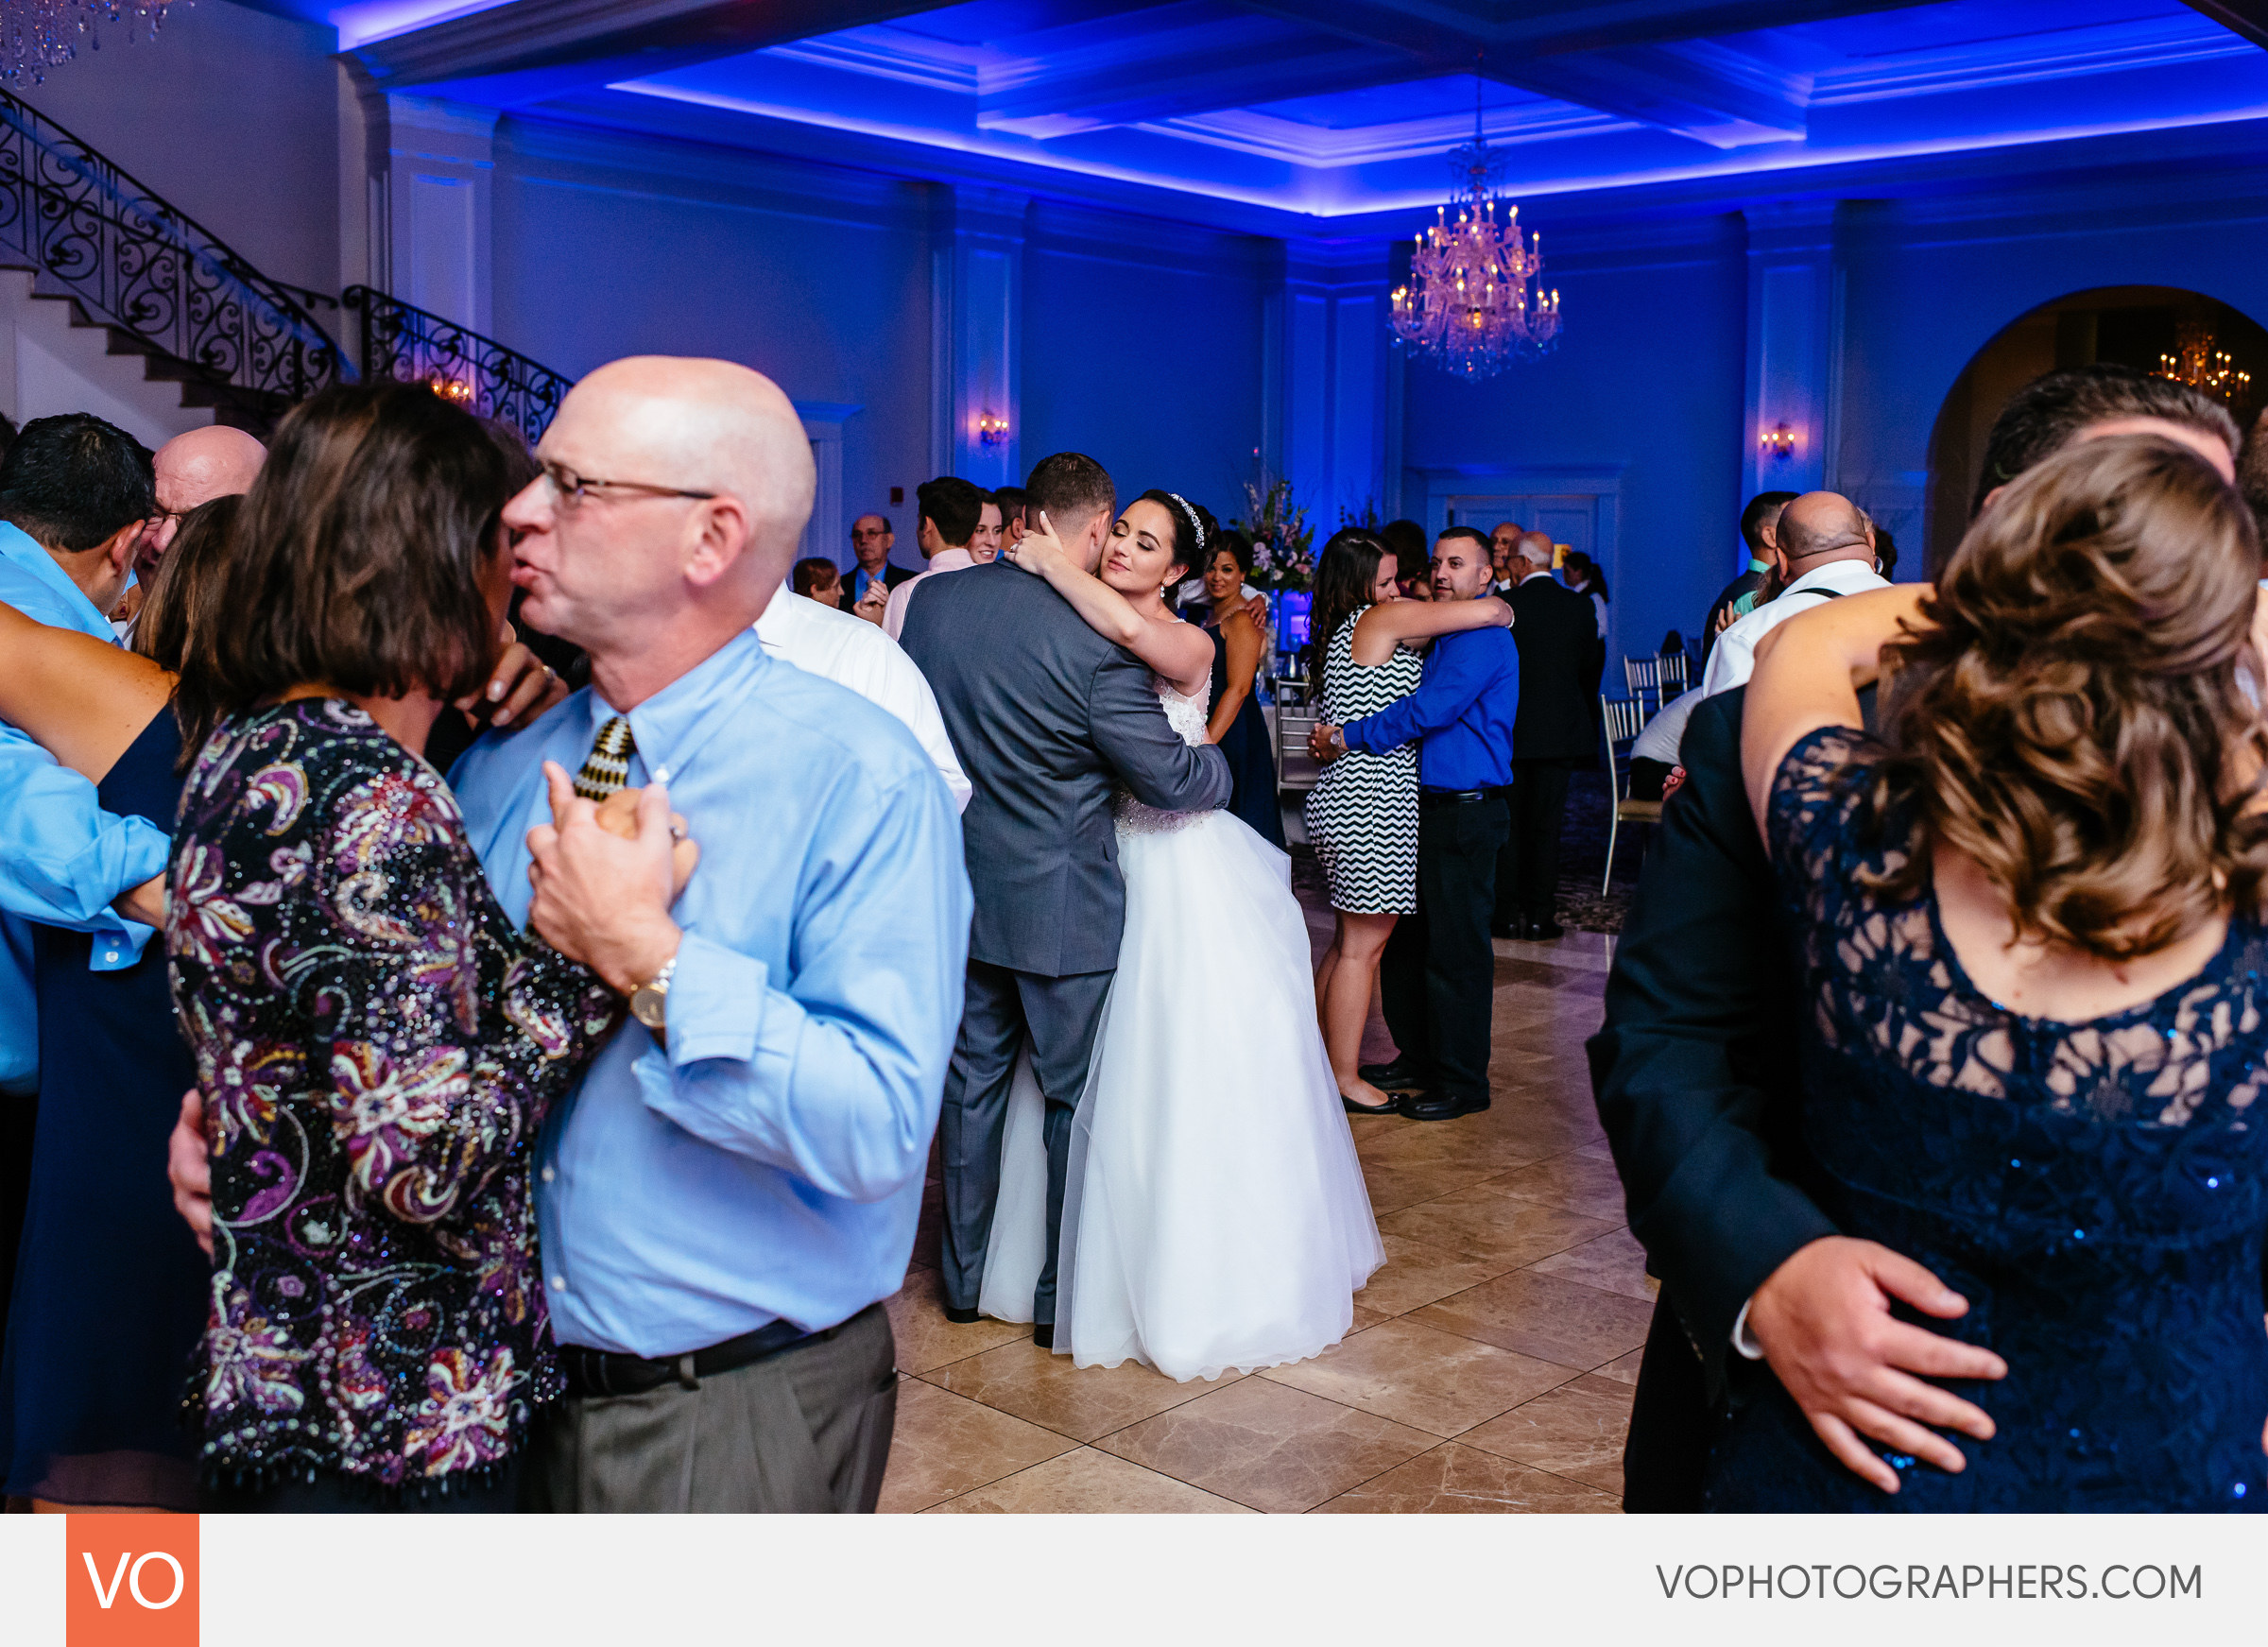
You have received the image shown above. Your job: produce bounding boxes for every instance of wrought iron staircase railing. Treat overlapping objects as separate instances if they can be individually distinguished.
[345,286,572,446]
[0,84,343,417]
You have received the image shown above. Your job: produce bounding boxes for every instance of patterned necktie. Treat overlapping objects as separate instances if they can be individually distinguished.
[574,715,635,801]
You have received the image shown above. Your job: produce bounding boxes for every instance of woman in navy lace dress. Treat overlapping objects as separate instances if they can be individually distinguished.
[1726,434,2268,1511]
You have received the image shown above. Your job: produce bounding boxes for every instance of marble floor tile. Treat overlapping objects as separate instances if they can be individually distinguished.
[1460,1374,1635,1494]
[1352,1121,1548,1176]
[1313,1442,1621,1513]
[1262,1318,1575,1437]
[1594,1347,1646,1385]
[1529,1226,1658,1302]
[1412,1267,1656,1370]
[1488,1149,1633,1221]
[1376,1183,1619,1269]
[1358,1155,1511,1216]
[929,1447,1254,1514]
[1349,1303,1390,1332]
[931,1337,1228,1442]
[1357,1232,1521,1317]
[877,1380,1079,1512]
[1097,1375,1437,1513]
[885,1264,1031,1374]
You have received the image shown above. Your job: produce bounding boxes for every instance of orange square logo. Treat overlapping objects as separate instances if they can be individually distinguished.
[65,1515,198,1647]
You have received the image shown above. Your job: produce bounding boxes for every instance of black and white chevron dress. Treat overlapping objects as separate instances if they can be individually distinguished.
[1302,605,1422,914]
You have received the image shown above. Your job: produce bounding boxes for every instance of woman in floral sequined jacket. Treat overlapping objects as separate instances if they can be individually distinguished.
[166,383,680,1510]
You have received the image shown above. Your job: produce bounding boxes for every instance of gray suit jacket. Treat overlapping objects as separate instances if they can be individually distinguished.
[901,559,1231,977]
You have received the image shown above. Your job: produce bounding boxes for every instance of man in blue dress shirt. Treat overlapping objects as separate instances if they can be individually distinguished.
[1312,525,1519,1122]
[451,357,971,1512]
[0,417,163,1330]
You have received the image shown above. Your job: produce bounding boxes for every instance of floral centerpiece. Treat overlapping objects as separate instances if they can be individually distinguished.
[1235,474,1314,592]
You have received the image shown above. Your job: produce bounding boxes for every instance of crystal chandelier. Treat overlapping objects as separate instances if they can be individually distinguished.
[1,2,177,88]
[1389,72,1561,381]
[2156,320,2252,405]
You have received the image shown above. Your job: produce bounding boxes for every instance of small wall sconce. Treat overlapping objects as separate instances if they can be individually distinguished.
[1761,420,1796,459]
[976,410,1009,448]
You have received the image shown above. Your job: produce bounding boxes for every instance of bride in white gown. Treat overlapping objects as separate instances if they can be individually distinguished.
[978,490,1383,1381]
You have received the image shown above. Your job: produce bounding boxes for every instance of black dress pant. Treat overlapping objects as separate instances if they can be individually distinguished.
[1494,757,1578,926]
[1381,792,1508,1107]
[1622,1294,1712,1512]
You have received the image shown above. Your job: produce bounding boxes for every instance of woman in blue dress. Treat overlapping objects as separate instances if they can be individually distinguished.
[1194,528,1284,848]
[0,501,236,1510]
[1727,432,2268,1511]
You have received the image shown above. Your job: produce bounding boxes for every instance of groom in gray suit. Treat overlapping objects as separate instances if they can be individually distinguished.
[900,451,1230,1344]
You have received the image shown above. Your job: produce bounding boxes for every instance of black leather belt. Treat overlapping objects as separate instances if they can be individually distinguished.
[1419,787,1494,807]
[558,1317,818,1398]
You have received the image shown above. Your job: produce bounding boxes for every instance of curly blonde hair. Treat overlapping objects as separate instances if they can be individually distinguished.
[1866,433,2268,961]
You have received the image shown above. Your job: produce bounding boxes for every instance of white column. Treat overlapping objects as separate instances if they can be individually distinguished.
[929,186,1026,488]
[793,401,863,561]
[352,85,497,334]
[1741,200,1843,502]
[1273,240,1395,530]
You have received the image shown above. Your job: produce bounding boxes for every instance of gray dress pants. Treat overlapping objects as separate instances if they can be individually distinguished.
[524,1303,898,1513]
[938,959,1113,1325]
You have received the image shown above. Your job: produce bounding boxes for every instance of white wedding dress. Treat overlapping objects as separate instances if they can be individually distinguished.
[980,678,1385,1381]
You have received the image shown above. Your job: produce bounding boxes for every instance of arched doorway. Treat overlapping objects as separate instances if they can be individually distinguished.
[1925,286,2267,574]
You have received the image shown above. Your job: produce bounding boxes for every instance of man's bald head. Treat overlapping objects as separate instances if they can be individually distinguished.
[507,355,817,708]
[570,355,815,579]
[1515,529,1555,570]
[146,424,265,562]
[1776,491,1874,568]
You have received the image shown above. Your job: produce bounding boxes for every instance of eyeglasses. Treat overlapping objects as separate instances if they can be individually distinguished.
[538,459,717,512]
[850,525,890,541]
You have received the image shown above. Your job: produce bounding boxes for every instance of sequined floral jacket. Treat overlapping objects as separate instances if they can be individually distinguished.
[168,700,620,1493]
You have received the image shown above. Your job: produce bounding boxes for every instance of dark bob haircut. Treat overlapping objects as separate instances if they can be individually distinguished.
[175,382,510,751]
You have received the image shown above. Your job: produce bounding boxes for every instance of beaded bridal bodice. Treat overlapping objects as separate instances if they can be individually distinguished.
[1114,680,1212,836]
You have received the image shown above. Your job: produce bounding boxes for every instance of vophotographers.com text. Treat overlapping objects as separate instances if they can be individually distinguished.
[1657,1563,2202,1602]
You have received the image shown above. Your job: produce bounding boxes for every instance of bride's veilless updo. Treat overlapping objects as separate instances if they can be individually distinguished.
[1138,489,1211,583]
[1866,432,2268,961]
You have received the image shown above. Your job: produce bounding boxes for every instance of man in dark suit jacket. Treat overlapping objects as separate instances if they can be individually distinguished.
[846,512,915,609]
[1700,491,1794,669]
[1492,530,1596,941]
[899,452,1230,1347]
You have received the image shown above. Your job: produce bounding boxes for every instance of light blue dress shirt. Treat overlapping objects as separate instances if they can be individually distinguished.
[0,523,171,1093]
[451,626,972,1357]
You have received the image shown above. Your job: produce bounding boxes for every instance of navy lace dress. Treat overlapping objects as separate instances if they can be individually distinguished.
[0,708,204,1509]
[1208,624,1284,849]
[1706,728,2268,1512]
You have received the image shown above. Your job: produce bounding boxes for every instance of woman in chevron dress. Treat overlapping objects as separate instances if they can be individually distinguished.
[1304,529,1514,1113]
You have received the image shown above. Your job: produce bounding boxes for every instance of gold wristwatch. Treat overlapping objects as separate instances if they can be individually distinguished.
[629,952,679,1033]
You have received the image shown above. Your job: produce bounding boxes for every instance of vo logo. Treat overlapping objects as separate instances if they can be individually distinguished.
[65,1516,198,1647]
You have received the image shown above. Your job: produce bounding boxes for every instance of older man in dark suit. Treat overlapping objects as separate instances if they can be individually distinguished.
[1492,530,1595,941]
[900,451,1230,1347]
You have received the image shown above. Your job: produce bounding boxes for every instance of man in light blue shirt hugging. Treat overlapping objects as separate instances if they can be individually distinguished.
[452,357,971,1512]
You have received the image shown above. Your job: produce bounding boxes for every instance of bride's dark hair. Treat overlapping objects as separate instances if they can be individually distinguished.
[1138,489,1211,583]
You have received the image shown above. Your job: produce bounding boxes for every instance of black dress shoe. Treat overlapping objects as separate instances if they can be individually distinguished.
[1401,1090,1491,1123]
[1488,919,1520,940]
[1033,1323,1055,1349]
[1359,1059,1428,1091]
[1523,918,1567,941]
[1342,1092,1401,1117]
[943,1304,980,1325]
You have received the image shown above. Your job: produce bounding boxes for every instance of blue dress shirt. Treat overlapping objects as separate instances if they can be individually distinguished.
[451,626,971,1357]
[0,523,171,1093]
[1341,623,1521,792]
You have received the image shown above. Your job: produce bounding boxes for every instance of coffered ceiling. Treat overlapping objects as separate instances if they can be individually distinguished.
[284,0,2268,227]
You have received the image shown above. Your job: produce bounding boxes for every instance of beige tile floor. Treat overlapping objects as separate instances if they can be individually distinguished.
[879,907,1642,1514]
